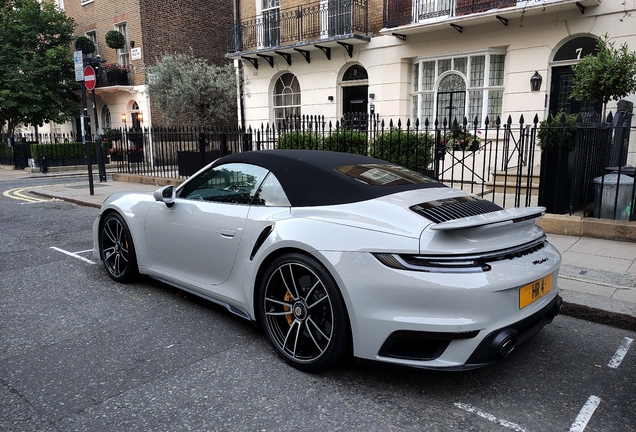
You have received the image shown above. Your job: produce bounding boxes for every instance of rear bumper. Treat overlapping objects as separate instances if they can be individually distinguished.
[463,293,562,368]
[357,294,562,371]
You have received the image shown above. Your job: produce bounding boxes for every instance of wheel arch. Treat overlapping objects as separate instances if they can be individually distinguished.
[252,247,354,349]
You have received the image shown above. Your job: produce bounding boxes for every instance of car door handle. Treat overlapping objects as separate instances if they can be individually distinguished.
[216,228,236,238]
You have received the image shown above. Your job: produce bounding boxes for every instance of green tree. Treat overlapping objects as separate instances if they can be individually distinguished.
[147,52,237,127]
[571,34,636,118]
[0,0,80,136]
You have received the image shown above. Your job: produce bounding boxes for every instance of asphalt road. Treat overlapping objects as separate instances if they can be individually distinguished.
[1,176,635,432]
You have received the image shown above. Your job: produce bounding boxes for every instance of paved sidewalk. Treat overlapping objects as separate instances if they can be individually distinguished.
[3,167,636,331]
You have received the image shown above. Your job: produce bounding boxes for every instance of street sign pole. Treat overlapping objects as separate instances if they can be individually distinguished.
[75,51,95,195]
[81,84,95,196]
[92,87,107,182]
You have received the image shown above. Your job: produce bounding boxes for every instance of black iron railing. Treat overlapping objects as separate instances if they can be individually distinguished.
[384,0,454,28]
[2,112,634,221]
[96,68,133,87]
[227,0,368,53]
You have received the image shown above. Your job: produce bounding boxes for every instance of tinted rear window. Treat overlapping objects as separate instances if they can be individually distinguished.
[335,164,437,186]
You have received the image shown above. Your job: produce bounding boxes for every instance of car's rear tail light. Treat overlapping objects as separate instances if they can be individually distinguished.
[374,237,547,273]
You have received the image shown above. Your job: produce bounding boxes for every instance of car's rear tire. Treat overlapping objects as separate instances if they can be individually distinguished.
[100,212,138,283]
[259,253,350,372]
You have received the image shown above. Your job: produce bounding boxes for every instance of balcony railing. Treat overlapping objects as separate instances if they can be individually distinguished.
[227,0,368,54]
[96,68,133,87]
[384,0,454,27]
[383,0,520,28]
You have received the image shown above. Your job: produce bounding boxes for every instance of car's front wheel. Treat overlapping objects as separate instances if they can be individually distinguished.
[259,253,350,372]
[100,212,138,282]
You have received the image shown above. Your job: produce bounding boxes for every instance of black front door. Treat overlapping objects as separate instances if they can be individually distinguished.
[342,85,368,129]
[343,85,368,116]
[549,65,602,119]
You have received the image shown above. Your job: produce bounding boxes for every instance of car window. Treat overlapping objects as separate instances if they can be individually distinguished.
[253,172,291,207]
[178,163,269,204]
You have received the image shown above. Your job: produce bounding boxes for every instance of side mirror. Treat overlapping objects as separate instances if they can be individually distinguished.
[153,185,175,208]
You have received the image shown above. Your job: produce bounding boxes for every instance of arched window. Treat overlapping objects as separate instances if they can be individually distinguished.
[412,52,505,126]
[101,105,111,130]
[273,73,301,124]
[436,73,466,123]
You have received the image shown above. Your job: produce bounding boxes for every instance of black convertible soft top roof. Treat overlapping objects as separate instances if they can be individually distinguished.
[213,150,444,207]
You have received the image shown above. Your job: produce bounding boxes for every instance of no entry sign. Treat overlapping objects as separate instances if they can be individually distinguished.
[84,65,96,90]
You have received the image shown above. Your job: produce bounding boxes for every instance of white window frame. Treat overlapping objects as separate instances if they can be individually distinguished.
[411,49,506,127]
[273,73,301,124]
[85,30,98,58]
[258,0,280,48]
[114,22,129,66]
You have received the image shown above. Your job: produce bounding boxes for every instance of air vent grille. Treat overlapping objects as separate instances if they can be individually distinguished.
[410,196,503,223]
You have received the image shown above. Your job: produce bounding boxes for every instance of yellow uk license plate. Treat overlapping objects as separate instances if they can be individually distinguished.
[519,275,552,309]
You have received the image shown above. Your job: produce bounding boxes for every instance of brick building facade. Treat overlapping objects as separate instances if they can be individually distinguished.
[61,0,235,133]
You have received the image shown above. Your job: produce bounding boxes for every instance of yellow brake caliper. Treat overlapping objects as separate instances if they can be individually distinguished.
[284,291,293,326]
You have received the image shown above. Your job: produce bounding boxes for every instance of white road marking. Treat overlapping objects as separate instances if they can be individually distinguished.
[74,249,94,254]
[569,396,601,432]
[608,337,633,369]
[454,403,528,432]
[50,247,96,264]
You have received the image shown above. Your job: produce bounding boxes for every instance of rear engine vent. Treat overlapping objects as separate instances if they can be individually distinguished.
[411,196,503,223]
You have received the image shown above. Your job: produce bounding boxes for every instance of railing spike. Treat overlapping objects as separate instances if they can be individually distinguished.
[484,116,490,127]
[533,114,539,125]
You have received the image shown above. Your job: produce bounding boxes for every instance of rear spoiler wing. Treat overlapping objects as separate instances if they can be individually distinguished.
[429,207,546,231]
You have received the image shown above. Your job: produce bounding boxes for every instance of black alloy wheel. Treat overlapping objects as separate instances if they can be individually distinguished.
[100,212,138,282]
[259,253,350,372]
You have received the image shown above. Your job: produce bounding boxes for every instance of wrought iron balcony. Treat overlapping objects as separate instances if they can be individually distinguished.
[227,0,368,55]
[384,0,455,28]
[96,67,133,88]
[383,0,599,29]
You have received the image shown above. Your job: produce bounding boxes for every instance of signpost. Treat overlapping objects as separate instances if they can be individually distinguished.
[74,54,108,193]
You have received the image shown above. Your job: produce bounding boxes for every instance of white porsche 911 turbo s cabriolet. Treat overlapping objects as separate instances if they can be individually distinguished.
[93,149,562,372]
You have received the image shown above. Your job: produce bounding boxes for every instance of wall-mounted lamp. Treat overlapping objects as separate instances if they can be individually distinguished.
[130,40,135,48]
[369,93,375,99]
[121,113,127,123]
[530,71,542,91]
[328,96,334,101]
[137,112,143,122]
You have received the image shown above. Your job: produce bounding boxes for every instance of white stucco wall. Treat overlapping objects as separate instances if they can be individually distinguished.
[238,0,635,161]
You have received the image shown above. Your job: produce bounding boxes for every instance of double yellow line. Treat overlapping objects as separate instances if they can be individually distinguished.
[3,186,57,203]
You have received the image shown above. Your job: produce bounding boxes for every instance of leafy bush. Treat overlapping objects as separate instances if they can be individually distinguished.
[537,111,578,151]
[29,142,108,159]
[101,128,122,146]
[277,131,322,150]
[371,130,434,172]
[323,130,368,154]
[0,142,13,159]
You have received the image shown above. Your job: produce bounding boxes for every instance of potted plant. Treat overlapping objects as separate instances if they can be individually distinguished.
[105,30,126,50]
[102,128,123,160]
[102,63,130,85]
[537,111,578,214]
[74,36,95,56]
[441,124,482,152]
